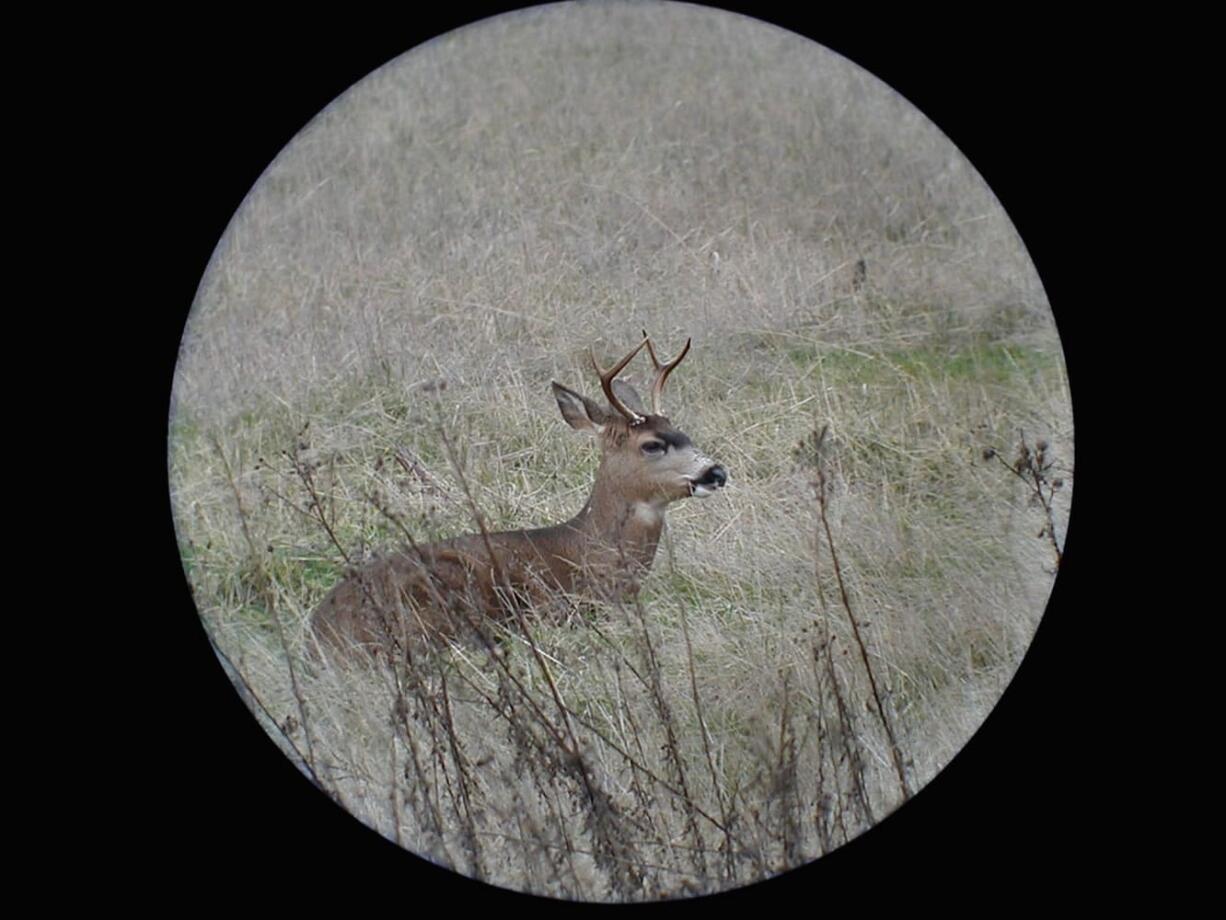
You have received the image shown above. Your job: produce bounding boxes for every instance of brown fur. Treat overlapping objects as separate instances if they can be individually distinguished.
[309,338,725,661]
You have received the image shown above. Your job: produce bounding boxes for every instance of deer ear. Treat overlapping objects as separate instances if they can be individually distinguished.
[552,381,610,434]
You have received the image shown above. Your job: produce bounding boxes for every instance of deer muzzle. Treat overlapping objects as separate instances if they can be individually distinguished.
[688,463,728,497]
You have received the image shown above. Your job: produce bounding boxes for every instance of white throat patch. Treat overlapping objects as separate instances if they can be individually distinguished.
[632,501,666,526]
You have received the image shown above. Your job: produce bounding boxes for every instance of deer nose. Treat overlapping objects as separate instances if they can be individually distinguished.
[704,465,727,488]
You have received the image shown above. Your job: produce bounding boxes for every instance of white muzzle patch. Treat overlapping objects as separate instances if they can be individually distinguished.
[685,455,727,498]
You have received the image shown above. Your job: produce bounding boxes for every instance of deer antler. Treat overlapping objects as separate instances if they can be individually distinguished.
[642,331,692,416]
[590,337,649,425]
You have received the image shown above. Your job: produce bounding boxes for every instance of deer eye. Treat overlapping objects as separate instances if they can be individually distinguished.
[641,440,666,456]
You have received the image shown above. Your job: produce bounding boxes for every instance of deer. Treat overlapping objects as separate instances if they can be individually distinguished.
[309,334,728,661]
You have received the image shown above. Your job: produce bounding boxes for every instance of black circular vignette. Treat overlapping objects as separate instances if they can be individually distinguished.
[144,4,1104,908]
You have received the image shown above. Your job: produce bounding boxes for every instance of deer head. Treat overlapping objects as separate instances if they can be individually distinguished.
[550,334,728,509]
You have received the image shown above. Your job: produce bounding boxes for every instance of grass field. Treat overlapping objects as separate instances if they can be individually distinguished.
[169,2,1073,901]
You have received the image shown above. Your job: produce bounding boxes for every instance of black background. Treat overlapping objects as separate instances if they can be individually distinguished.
[145,3,1105,909]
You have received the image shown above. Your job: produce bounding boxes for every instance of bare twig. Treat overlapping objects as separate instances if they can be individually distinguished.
[984,430,1066,569]
[211,432,321,782]
[810,425,911,801]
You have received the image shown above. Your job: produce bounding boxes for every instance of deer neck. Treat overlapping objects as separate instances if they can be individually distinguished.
[569,465,666,566]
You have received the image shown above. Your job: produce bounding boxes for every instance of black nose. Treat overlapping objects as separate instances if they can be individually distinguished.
[705,465,727,488]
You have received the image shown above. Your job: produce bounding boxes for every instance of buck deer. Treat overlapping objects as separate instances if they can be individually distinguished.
[310,334,728,659]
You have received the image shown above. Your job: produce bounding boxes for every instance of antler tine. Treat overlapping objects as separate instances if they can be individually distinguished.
[589,337,649,424]
[642,331,692,416]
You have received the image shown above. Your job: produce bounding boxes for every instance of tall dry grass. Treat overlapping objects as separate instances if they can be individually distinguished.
[168,2,1072,901]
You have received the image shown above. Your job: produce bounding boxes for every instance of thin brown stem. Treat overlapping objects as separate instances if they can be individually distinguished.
[812,425,911,801]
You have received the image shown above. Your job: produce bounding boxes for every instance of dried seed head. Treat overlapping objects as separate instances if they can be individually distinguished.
[1053,478,1064,489]
[982,447,997,461]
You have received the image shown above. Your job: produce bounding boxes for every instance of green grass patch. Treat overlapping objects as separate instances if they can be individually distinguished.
[785,340,1056,388]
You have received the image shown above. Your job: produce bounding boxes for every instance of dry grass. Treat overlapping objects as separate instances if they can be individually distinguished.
[168,2,1073,901]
